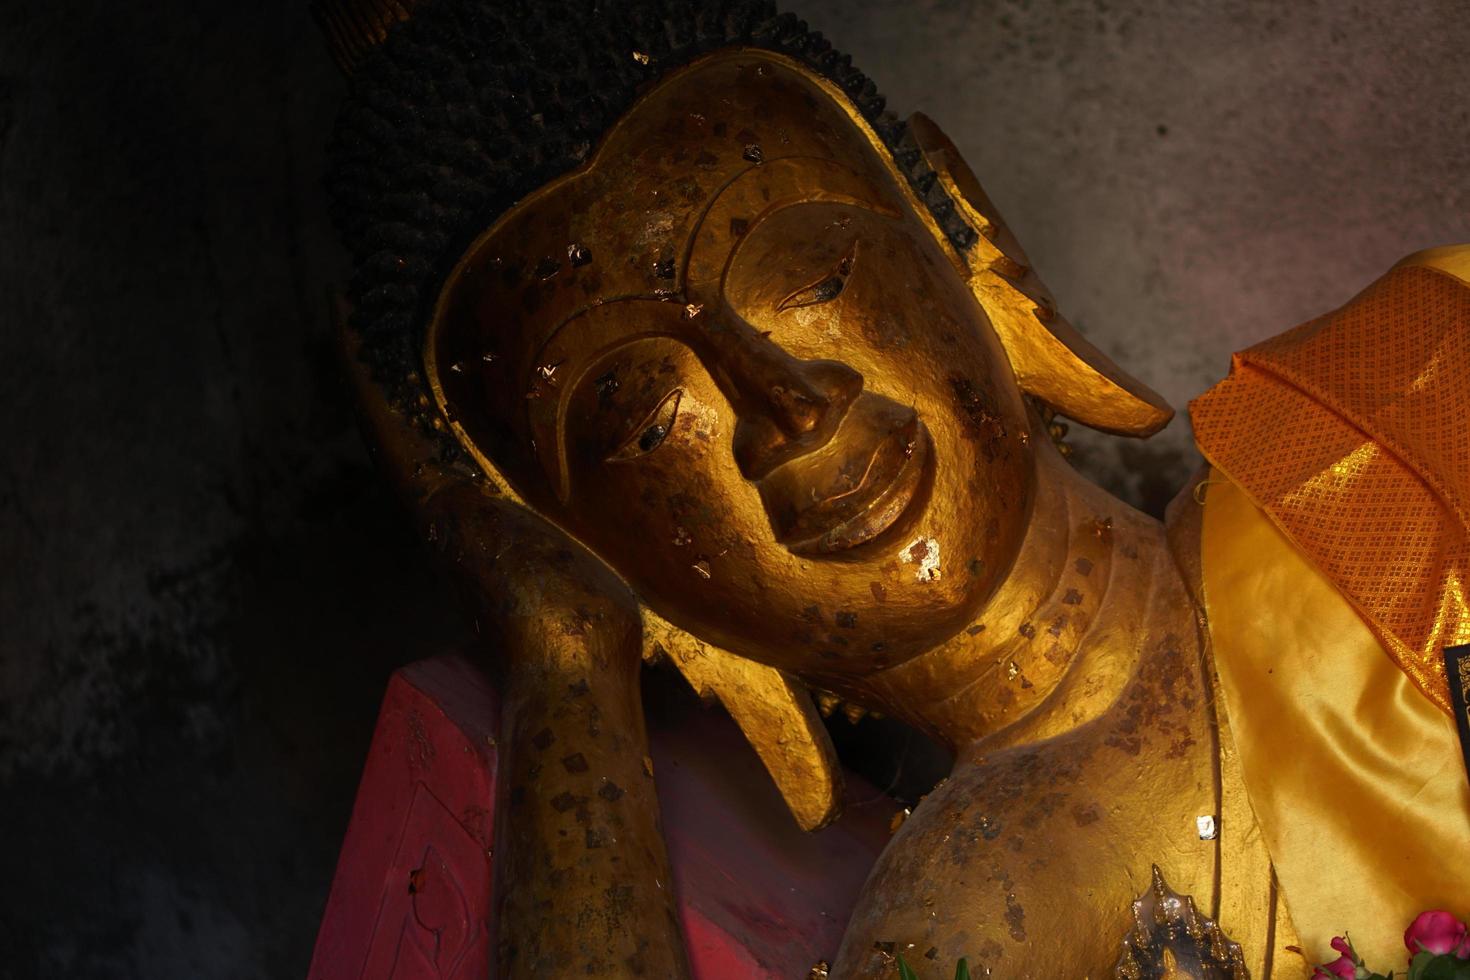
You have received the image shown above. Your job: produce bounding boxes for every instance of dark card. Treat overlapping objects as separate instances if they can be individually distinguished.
[1446,644,1470,785]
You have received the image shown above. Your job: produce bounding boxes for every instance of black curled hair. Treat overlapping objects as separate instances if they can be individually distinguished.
[328,0,978,433]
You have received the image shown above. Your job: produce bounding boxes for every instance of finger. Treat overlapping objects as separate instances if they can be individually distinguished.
[333,293,464,507]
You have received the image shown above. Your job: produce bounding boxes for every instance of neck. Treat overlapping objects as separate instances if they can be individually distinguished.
[851,442,1175,752]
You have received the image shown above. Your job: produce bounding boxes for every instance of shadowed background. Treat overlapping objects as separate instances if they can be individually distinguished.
[0,1,1465,976]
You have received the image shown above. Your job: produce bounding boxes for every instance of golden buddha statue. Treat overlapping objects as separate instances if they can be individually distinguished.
[317,0,1470,976]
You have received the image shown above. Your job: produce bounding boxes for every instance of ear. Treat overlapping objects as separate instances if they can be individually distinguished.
[644,609,844,832]
[907,112,1174,437]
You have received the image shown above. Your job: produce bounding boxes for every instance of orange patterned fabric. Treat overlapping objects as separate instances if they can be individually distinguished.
[1191,263,1470,714]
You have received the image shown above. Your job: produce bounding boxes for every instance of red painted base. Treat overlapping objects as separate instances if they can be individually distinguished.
[307,656,893,979]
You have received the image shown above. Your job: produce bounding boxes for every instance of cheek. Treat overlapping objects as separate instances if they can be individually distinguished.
[926,360,1034,544]
[850,297,1034,588]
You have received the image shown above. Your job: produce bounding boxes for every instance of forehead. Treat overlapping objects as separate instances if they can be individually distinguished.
[431,49,937,362]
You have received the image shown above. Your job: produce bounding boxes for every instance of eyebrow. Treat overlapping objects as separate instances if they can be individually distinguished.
[682,154,902,295]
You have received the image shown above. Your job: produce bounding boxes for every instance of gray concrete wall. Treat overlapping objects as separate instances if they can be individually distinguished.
[800,0,1470,510]
[0,1,1465,976]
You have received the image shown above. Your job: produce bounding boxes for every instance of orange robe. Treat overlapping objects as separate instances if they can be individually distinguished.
[1190,246,1470,972]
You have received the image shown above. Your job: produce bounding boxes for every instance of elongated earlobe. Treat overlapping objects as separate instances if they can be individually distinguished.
[643,609,843,832]
[908,112,1174,437]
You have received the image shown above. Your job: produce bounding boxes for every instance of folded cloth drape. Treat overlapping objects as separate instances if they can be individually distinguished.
[1191,250,1470,713]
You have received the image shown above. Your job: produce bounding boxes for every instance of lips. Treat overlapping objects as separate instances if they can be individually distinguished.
[757,394,933,557]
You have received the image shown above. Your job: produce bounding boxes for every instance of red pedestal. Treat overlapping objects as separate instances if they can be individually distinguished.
[308,656,893,979]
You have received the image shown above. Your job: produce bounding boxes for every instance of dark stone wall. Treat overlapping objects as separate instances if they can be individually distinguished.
[0,1,1464,976]
[0,3,457,975]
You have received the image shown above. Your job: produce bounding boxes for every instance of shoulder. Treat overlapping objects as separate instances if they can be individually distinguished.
[1393,242,1470,282]
[1191,244,1470,451]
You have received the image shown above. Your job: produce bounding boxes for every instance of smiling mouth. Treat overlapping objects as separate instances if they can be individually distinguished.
[760,405,934,558]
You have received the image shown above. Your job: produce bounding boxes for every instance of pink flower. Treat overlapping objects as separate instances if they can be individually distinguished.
[1313,936,1358,979]
[1404,910,1470,958]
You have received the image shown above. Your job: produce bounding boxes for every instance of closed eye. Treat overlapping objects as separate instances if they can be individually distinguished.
[776,240,858,312]
[606,388,682,462]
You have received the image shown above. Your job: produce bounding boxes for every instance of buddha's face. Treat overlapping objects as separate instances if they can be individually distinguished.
[429,51,1036,678]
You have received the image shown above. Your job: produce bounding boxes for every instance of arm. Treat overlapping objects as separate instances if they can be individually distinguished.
[424,484,688,977]
[341,315,690,978]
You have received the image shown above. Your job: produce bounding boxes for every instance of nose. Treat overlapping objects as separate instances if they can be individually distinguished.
[695,309,863,480]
